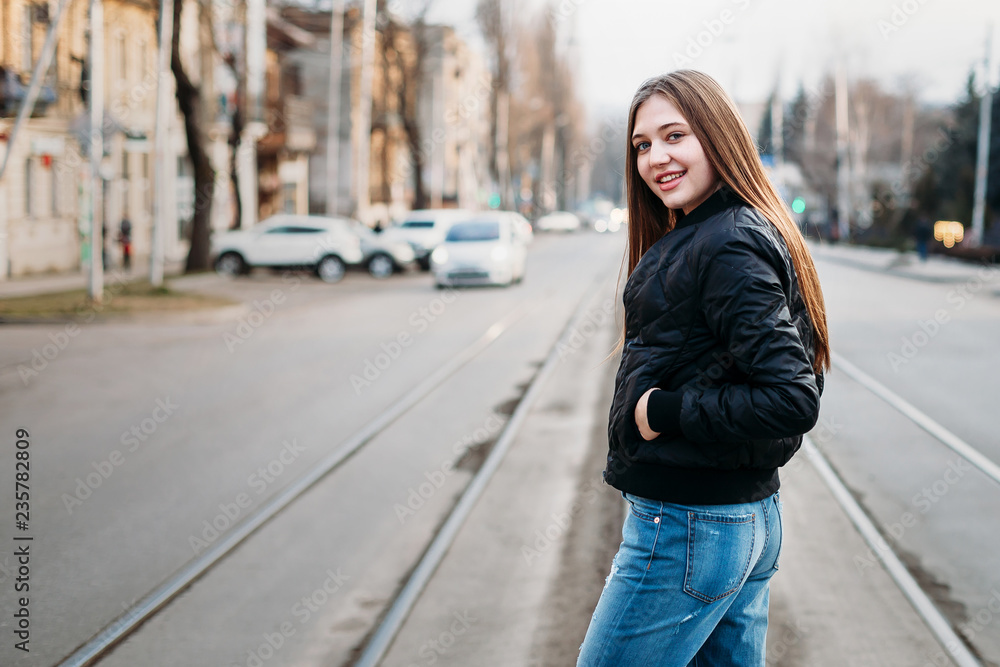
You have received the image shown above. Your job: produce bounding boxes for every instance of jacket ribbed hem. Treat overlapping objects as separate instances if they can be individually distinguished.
[603,456,779,505]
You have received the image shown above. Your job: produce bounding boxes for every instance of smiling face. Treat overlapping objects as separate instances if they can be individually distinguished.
[631,95,720,215]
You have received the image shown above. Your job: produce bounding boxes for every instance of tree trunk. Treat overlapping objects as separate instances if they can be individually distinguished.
[171,0,215,272]
[402,21,427,210]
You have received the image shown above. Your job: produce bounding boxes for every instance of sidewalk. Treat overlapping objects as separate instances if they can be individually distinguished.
[809,241,998,287]
[375,283,961,666]
[0,257,187,299]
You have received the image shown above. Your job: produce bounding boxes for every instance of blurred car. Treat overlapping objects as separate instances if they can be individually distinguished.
[381,209,477,270]
[212,215,363,283]
[345,219,416,278]
[430,213,528,288]
[535,211,582,232]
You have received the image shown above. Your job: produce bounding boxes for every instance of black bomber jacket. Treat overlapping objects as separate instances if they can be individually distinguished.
[604,187,823,505]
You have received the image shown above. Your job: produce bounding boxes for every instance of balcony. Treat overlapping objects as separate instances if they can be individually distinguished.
[0,67,57,118]
[259,95,315,154]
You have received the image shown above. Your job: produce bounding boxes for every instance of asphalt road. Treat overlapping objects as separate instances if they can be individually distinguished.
[2,235,997,666]
[812,255,1000,665]
[0,230,624,666]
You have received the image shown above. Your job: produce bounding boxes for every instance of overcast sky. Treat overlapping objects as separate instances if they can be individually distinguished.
[426,0,1000,124]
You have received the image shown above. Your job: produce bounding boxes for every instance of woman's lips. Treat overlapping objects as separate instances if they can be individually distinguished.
[657,171,686,191]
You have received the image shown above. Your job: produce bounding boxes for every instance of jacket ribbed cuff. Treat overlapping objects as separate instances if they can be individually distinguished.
[646,390,684,437]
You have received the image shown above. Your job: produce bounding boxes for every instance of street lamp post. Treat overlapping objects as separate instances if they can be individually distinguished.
[88,0,105,302]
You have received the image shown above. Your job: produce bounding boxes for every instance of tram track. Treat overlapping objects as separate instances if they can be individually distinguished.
[57,300,539,667]
[57,248,621,667]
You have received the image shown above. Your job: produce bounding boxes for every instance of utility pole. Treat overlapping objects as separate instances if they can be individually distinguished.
[835,64,851,243]
[150,0,175,287]
[325,0,344,216]
[770,73,785,196]
[970,27,994,247]
[88,0,105,301]
[354,0,377,224]
[240,0,266,229]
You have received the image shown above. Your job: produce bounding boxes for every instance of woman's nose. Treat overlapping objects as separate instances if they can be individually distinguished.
[649,140,671,166]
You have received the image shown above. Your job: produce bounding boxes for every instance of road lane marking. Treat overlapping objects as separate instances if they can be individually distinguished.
[832,351,1000,487]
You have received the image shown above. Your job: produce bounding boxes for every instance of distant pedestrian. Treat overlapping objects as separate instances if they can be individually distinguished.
[101,222,109,270]
[118,218,132,270]
[578,71,830,667]
[914,215,932,262]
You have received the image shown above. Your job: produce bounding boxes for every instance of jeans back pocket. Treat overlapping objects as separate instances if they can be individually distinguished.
[683,510,756,603]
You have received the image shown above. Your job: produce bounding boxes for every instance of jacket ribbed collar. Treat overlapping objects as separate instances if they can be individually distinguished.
[673,186,741,232]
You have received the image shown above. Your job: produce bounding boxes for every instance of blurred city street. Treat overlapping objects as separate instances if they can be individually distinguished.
[0,231,999,665]
[0,231,626,665]
[3,0,1000,664]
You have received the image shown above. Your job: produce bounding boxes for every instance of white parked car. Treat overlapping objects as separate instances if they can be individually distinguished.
[382,209,477,270]
[212,215,364,283]
[535,211,582,232]
[344,219,417,278]
[430,213,528,288]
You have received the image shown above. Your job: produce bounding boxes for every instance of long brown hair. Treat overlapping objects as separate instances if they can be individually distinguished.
[621,70,830,372]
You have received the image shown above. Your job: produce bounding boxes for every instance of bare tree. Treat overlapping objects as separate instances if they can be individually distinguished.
[171,0,216,272]
[380,0,433,209]
[476,0,513,206]
[222,0,246,230]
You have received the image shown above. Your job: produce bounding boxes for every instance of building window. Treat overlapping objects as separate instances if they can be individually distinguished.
[118,34,127,83]
[23,6,34,72]
[51,159,59,215]
[121,149,130,215]
[138,39,148,80]
[142,153,151,213]
[24,159,33,218]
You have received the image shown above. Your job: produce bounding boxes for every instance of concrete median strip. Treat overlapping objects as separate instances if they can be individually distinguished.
[355,269,617,667]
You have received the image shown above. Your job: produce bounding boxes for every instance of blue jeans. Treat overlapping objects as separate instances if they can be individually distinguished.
[577,491,783,667]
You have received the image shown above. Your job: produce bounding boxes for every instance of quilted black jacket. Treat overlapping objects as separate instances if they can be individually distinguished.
[604,187,822,504]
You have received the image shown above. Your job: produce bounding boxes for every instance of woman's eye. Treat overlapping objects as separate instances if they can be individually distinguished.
[667,132,683,141]
[635,141,650,152]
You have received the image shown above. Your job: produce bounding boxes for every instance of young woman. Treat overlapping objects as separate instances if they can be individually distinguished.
[577,70,830,666]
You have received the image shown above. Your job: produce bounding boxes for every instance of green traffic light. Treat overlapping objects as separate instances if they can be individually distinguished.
[488,193,501,209]
[791,197,806,214]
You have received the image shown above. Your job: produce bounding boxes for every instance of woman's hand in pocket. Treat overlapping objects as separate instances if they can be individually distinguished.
[635,388,662,441]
